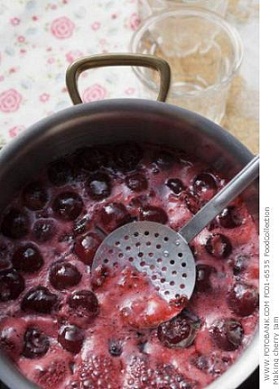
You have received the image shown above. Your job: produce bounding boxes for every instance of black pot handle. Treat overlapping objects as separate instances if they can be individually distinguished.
[66,53,171,105]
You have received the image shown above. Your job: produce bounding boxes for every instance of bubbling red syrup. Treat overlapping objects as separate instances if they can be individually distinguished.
[0,143,259,389]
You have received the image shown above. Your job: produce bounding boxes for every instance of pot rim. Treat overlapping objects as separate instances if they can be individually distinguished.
[0,98,254,162]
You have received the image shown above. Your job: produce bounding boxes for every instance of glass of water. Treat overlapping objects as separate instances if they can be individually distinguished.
[130,8,243,124]
[138,0,229,20]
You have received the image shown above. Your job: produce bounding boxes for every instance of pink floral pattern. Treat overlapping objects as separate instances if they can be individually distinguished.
[129,12,141,30]
[0,89,22,113]
[82,84,107,102]
[50,16,75,39]
[0,1,141,146]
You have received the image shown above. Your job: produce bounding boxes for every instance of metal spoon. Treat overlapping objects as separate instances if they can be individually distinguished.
[92,155,259,303]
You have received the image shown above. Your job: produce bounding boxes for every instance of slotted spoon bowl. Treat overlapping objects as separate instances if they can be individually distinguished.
[93,155,259,304]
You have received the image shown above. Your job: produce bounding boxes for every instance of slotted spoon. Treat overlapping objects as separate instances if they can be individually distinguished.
[92,155,259,303]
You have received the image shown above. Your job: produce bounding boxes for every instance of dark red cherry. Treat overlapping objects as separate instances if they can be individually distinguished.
[0,269,25,302]
[113,143,143,171]
[68,290,99,317]
[21,286,58,314]
[0,257,10,272]
[125,172,148,192]
[47,159,74,186]
[76,147,108,172]
[211,318,244,351]
[12,244,44,273]
[227,282,259,316]
[52,192,83,221]
[87,172,111,200]
[99,202,132,233]
[22,328,49,359]
[1,208,29,239]
[195,264,216,292]
[0,322,24,360]
[73,216,90,236]
[0,242,10,271]
[217,206,243,229]
[166,178,185,194]
[205,233,232,259]
[49,262,82,290]
[157,311,200,349]
[74,233,102,266]
[153,149,175,169]
[128,194,148,209]
[139,205,168,224]
[58,325,84,354]
[22,181,48,210]
[32,219,56,242]
[193,172,218,201]
[184,191,201,214]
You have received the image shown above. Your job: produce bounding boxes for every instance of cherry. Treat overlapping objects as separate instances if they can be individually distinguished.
[1,208,29,239]
[58,324,84,354]
[12,244,44,273]
[195,264,216,292]
[157,310,200,348]
[74,233,102,266]
[75,146,108,172]
[73,216,90,236]
[21,286,58,314]
[0,321,24,360]
[108,339,123,357]
[0,269,25,302]
[205,233,232,259]
[52,191,83,221]
[68,290,99,317]
[217,206,243,229]
[153,149,175,169]
[87,172,111,200]
[0,257,10,272]
[49,262,82,290]
[227,282,259,316]
[166,178,185,194]
[47,159,74,186]
[139,205,168,224]
[193,172,218,201]
[184,190,201,214]
[22,181,48,210]
[99,202,132,233]
[0,242,10,271]
[210,318,244,351]
[128,194,148,209]
[32,219,56,242]
[22,328,50,359]
[113,143,143,171]
[125,172,148,192]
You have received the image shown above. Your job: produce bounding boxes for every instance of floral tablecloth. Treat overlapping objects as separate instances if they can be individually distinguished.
[0,0,141,145]
[0,0,258,153]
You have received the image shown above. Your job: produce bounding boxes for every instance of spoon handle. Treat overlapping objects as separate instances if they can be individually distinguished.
[179,155,259,243]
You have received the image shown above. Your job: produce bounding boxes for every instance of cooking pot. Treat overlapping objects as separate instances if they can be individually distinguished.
[0,54,259,389]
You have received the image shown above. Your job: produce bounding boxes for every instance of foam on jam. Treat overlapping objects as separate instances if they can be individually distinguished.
[0,143,259,389]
